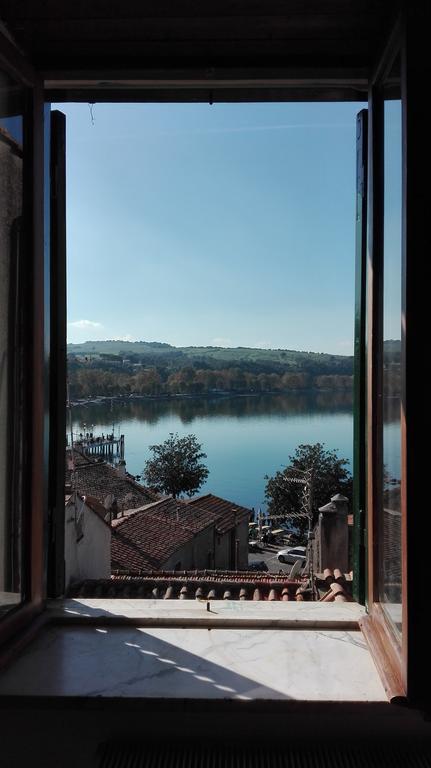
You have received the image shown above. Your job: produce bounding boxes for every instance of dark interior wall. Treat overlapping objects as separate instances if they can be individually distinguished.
[1,702,431,768]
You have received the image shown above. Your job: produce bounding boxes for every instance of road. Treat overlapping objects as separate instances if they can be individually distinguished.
[248,545,292,574]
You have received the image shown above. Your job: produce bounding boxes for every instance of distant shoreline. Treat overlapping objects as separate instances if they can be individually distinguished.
[69,387,353,408]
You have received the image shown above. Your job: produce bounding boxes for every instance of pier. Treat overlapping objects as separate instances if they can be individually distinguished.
[67,432,125,461]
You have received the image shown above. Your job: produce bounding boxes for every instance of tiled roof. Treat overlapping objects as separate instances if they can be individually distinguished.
[127,496,219,534]
[67,570,310,600]
[186,494,250,534]
[317,568,353,602]
[111,496,241,573]
[111,510,193,571]
[66,450,156,513]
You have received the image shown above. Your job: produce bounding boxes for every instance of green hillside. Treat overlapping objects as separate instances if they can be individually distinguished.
[67,340,359,398]
[67,339,353,372]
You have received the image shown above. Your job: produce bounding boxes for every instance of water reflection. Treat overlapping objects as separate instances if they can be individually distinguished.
[70,391,401,512]
[70,392,357,510]
[72,390,354,427]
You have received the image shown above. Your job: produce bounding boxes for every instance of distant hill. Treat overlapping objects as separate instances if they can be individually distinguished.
[68,340,175,356]
[66,339,402,399]
[67,339,353,373]
[66,340,361,398]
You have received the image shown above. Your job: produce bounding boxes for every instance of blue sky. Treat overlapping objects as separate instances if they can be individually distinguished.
[57,101,367,355]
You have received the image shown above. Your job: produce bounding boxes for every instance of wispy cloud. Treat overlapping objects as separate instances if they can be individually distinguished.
[68,319,103,330]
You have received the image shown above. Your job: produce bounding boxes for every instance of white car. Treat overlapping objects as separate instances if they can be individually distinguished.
[277,546,307,566]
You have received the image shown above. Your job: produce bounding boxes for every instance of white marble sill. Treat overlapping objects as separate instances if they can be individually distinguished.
[47,598,365,630]
[48,598,366,628]
[0,599,388,703]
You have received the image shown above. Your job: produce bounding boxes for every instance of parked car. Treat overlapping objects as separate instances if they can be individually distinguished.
[277,546,307,566]
[247,561,269,572]
[248,539,262,553]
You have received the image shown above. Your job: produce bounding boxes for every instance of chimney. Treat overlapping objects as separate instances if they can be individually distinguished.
[316,493,349,573]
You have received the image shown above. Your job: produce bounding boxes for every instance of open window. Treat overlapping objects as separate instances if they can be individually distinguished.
[0,5,429,713]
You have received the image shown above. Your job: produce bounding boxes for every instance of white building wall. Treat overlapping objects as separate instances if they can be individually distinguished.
[65,495,111,589]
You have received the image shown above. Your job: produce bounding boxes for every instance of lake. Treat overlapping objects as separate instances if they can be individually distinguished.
[71,391,360,511]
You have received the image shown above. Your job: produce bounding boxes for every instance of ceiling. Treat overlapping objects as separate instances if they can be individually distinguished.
[0,1,400,102]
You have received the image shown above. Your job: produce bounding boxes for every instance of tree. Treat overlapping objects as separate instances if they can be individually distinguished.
[264,443,352,539]
[143,432,209,498]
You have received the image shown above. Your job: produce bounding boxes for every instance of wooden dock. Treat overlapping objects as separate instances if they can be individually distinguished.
[67,432,125,460]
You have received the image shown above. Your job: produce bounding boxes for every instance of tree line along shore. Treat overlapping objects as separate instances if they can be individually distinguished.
[68,364,353,399]
[67,339,400,399]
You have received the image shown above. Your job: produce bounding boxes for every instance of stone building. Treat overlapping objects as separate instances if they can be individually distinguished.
[64,493,111,590]
[112,495,250,573]
[186,494,249,570]
[112,497,216,572]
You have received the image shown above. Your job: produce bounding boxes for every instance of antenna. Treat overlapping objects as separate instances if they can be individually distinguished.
[67,377,75,479]
[273,466,317,599]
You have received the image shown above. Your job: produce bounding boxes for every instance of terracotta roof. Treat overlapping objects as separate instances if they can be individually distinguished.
[127,496,219,535]
[68,570,310,601]
[66,449,156,513]
[111,510,193,572]
[186,494,250,534]
[317,568,353,602]
[111,496,241,573]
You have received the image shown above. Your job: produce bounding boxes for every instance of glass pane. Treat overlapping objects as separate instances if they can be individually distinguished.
[380,59,402,635]
[0,71,25,615]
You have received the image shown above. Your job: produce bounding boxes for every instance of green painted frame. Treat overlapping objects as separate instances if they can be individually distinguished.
[352,108,368,606]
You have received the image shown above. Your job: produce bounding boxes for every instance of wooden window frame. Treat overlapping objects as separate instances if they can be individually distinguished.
[1,8,429,710]
[0,29,47,652]
[361,7,429,708]
[361,17,405,700]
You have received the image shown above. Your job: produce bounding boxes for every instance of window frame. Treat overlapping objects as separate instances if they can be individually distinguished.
[1,8,428,709]
[0,30,48,649]
[363,24,405,697]
[362,8,428,705]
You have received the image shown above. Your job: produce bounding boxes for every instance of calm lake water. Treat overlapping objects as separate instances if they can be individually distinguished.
[71,391,400,511]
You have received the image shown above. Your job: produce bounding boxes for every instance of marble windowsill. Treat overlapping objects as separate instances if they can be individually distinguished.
[0,598,388,703]
[47,597,366,627]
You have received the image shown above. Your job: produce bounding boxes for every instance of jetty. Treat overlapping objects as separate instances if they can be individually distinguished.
[66,431,125,461]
